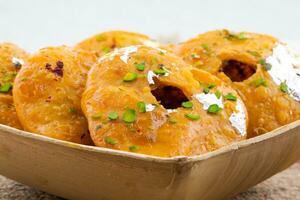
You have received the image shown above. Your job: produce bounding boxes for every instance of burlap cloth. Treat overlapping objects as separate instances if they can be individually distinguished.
[0,162,299,200]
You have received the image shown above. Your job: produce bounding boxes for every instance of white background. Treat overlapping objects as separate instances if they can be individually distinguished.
[0,0,299,52]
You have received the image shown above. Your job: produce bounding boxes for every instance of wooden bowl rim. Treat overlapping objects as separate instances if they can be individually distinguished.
[1,119,299,163]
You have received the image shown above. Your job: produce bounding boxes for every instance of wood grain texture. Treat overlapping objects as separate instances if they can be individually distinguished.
[0,120,299,200]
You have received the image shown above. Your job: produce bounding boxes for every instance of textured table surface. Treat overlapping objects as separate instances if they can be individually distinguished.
[0,162,299,200]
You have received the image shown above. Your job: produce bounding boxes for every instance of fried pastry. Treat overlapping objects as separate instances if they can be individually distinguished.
[13,46,93,144]
[75,30,159,58]
[82,45,248,157]
[0,43,28,129]
[175,30,300,137]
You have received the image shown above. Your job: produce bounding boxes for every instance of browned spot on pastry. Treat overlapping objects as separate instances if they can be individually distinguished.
[45,61,64,77]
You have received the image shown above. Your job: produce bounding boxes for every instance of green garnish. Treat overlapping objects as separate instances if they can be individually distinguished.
[259,59,272,70]
[122,108,136,123]
[153,68,167,75]
[247,50,261,58]
[280,81,288,93]
[225,31,247,41]
[3,72,17,82]
[201,44,210,51]
[129,145,139,152]
[251,77,267,87]
[168,118,177,124]
[207,104,222,114]
[123,72,138,82]
[137,101,146,113]
[102,47,111,53]
[0,83,12,93]
[237,32,247,40]
[185,113,201,121]
[203,87,210,94]
[224,93,237,101]
[191,54,199,59]
[108,112,118,120]
[91,113,102,120]
[208,84,216,89]
[201,83,215,94]
[69,107,76,113]
[159,51,165,55]
[135,62,145,71]
[182,101,193,109]
[215,90,222,99]
[104,137,117,145]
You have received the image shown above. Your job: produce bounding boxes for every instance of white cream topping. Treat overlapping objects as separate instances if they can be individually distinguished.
[192,54,200,58]
[195,92,246,136]
[12,57,24,67]
[194,93,224,110]
[167,109,177,113]
[119,46,138,63]
[98,50,119,62]
[146,69,169,85]
[143,40,167,54]
[146,104,156,112]
[229,100,247,136]
[266,44,300,101]
[98,45,139,63]
[147,70,159,85]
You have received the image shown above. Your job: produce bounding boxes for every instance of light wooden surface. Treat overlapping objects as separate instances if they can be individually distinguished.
[1,161,299,199]
[0,120,299,200]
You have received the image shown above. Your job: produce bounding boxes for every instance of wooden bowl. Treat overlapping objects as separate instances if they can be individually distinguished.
[0,120,299,200]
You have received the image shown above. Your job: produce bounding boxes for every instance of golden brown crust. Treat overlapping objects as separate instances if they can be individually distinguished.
[75,30,156,58]
[13,46,93,144]
[0,43,28,129]
[82,45,248,157]
[0,43,28,90]
[175,29,300,138]
[0,94,22,129]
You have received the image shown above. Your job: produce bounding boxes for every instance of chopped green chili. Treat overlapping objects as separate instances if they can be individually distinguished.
[224,93,237,101]
[123,72,138,82]
[280,82,288,93]
[259,59,272,70]
[122,108,136,123]
[104,137,117,145]
[182,101,193,109]
[215,90,222,99]
[0,83,12,93]
[129,145,139,152]
[137,101,146,113]
[108,112,118,120]
[135,62,145,71]
[207,104,222,114]
[153,68,167,75]
[185,113,201,121]
[251,77,267,87]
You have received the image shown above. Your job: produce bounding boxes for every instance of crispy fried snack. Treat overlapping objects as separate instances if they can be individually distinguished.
[0,94,22,129]
[13,46,93,144]
[0,43,28,129]
[175,30,300,137]
[75,30,159,58]
[82,45,248,157]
